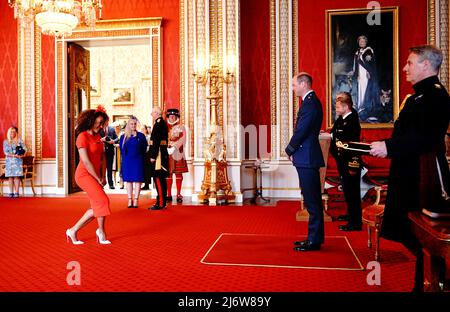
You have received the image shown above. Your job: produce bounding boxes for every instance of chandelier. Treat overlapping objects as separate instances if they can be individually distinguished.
[8,1,103,38]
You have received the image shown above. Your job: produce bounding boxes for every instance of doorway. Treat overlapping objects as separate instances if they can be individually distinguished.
[56,18,163,194]
[67,43,90,193]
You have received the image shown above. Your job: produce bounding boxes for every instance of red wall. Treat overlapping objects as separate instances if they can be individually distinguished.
[41,36,56,158]
[241,0,271,158]
[0,1,18,147]
[298,0,428,175]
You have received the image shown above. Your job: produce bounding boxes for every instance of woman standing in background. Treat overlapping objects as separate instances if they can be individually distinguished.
[120,116,148,208]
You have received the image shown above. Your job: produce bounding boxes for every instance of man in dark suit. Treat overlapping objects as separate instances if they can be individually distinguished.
[371,45,450,291]
[330,92,362,231]
[148,106,169,210]
[285,72,325,251]
[100,123,119,189]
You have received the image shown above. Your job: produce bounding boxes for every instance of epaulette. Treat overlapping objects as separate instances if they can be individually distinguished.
[434,84,442,89]
[399,94,412,112]
[157,118,161,123]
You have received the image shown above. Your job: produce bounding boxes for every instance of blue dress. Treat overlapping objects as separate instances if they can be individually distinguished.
[120,132,148,182]
[3,139,27,177]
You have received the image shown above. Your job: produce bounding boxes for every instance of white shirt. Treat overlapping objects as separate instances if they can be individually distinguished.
[302,90,313,101]
[331,111,352,139]
[342,111,352,120]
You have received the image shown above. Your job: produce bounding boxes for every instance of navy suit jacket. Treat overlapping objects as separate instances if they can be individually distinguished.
[100,126,118,155]
[285,91,325,168]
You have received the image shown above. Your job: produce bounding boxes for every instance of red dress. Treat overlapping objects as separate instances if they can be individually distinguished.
[75,131,110,217]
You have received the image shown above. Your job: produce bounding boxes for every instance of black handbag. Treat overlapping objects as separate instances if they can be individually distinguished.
[15,145,25,156]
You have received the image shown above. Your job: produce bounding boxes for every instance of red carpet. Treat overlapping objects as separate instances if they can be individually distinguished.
[201,234,363,270]
[0,194,416,292]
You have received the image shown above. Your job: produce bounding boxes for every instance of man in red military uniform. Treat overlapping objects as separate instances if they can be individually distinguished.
[166,108,189,203]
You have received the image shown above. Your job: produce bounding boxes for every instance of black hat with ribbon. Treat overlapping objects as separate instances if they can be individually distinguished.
[166,108,180,117]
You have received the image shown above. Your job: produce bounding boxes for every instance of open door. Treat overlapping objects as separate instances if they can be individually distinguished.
[68,43,90,193]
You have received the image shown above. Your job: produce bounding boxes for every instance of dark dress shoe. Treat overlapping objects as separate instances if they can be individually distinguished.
[338,224,362,231]
[167,196,173,202]
[109,185,115,190]
[294,241,321,251]
[293,240,309,246]
[149,204,165,210]
[337,214,349,221]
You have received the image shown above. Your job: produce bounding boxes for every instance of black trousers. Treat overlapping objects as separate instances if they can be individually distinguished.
[153,170,167,207]
[337,162,362,227]
[105,152,115,187]
[143,151,152,186]
[403,236,424,292]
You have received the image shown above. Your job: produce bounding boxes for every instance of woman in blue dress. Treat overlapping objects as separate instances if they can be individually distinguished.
[120,116,148,208]
[3,126,27,198]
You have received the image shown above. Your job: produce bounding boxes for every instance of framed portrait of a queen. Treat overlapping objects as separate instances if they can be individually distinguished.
[326,7,399,128]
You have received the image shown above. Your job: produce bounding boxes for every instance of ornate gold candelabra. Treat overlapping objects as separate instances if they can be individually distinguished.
[193,63,235,205]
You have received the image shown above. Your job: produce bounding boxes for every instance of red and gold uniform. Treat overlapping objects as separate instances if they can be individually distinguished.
[166,109,188,203]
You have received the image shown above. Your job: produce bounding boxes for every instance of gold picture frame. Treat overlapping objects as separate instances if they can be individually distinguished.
[112,85,134,105]
[326,7,399,129]
[112,114,133,128]
[90,70,101,97]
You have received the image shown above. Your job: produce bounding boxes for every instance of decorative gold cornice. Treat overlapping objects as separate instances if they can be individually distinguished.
[180,0,185,125]
[218,0,224,131]
[34,25,42,159]
[428,0,436,45]
[65,18,162,40]
[292,0,298,122]
[270,0,276,157]
[428,0,450,90]
[23,25,34,157]
[72,17,162,32]
[17,20,22,133]
[153,37,160,109]
[57,42,64,188]
[209,0,223,131]
[67,28,151,39]
[439,0,449,88]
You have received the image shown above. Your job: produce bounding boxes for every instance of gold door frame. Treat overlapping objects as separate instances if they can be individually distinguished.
[55,18,163,189]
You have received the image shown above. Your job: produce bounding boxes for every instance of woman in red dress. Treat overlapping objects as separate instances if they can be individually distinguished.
[66,106,112,245]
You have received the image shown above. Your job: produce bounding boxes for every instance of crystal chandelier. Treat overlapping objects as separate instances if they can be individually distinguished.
[8,1,103,38]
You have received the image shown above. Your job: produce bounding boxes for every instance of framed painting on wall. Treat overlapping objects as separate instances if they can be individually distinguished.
[90,70,101,97]
[112,115,132,129]
[112,86,134,105]
[326,7,399,128]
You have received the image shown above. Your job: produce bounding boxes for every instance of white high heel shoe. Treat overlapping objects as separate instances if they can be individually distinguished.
[66,229,84,245]
[95,229,111,245]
